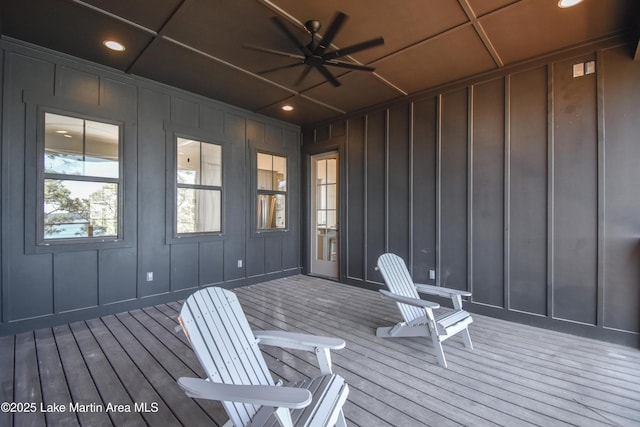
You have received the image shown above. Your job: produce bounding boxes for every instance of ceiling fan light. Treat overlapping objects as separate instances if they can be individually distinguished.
[558,0,584,8]
[103,40,126,51]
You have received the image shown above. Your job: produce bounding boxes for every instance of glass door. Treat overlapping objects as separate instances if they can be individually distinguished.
[310,152,338,278]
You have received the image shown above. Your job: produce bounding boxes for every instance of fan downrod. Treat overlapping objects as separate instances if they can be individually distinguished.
[304,20,321,34]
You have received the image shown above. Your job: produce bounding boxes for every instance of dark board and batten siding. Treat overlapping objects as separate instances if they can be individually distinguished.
[303,41,640,346]
[0,39,301,335]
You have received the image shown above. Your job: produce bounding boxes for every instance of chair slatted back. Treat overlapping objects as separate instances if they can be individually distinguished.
[180,287,274,426]
[377,253,425,323]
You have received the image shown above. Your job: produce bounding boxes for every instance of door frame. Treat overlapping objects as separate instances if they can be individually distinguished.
[308,150,340,279]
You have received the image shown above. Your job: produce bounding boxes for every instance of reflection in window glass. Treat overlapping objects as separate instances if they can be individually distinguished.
[45,113,119,178]
[44,180,118,239]
[176,137,222,234]
[42,112,121,241]
[257,152,286,191]
[202,143,222,186]
[257,194,286,229]
[177,188,221,233]
[257,152,287,230]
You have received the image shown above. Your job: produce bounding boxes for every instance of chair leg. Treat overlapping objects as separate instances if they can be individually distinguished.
[461,328,473,350]
[431,334,448,368]
[335,410,347,427]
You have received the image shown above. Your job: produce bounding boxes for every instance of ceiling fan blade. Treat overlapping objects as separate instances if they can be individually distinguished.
[271,16,313,56]
[316,64,341,87]
[258,62,304,75]
[295,65,313,86]
[324,60,375,72]
[323,37,384,60]
[243,44,305,60]
[315,11,347,54]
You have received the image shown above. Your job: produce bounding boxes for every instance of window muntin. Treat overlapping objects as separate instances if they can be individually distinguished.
[176,137,222,234]
[43,112,120,241]
[257,152,287,230]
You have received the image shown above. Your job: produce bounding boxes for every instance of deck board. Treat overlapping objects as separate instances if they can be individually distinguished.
[34,328,79,427]
[2,275,640,426]
[13,332,45,426]
[0,335,15,427]
[52,324,112,426]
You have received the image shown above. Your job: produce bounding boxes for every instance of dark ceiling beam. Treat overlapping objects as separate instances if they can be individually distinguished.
[125,0,191,73]
[69,0,347,116]
[457,0,504,67]
[70,0,156,35]
[126,0,190,73]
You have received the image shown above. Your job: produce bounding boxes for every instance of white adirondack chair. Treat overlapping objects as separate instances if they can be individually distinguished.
[177,287,349,427]
[375,253,474,368]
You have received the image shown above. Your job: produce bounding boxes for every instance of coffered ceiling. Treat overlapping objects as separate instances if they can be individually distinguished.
[1,0,637,126]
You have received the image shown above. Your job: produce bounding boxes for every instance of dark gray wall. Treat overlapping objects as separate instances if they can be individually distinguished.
[303,41,640,346]
[0,39,300,335]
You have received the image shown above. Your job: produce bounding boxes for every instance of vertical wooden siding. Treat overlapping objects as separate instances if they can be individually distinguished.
[0,40,301,335]
[304,43,640,345]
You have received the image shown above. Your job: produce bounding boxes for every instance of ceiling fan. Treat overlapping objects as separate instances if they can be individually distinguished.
[244,11,384,87]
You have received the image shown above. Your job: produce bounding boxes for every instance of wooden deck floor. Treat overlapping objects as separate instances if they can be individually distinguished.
[2,275,640,426]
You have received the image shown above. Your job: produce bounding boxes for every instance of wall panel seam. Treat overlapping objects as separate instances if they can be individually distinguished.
[409,102,414,273]
[596,49,606,328]
[384,109,389,253]
[504,76,511,310]
[363,115,369,281]
[436,95,442,285]
[467,86,473,294]
[547,63,554,319]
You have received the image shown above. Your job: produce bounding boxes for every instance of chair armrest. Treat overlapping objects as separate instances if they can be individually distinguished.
[254,330,346,352]
[414,283,472,298]
[379,289,440,309]
[177,377,312,409]
[254,330,345,375]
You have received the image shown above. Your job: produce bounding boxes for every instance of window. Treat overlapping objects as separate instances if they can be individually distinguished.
[176,137,222,234]
[257,152,287,230]
[42,112,120,241]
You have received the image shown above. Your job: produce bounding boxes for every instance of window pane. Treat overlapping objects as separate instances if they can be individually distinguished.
[327,184,337,209]
[273,155,287,191]
[44,179,118,239]
[177,188,221,233]
[257,194,286,229]
[317,228,337,262]
[317,185,327,210]
[327,210,337,229]
[317,210,326,226]
[201,143,222,186]
[177,138,200,185]
[327,158,336,184]
[316,159,327,185]
[44,113,119,178]
[257,153,273,190]
[85,120,119,178]
[44,113,84,175]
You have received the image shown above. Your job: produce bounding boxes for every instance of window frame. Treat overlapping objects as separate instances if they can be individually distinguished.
[37,108,124,246]
[174,135,223,236]
[164,122,227,245]
[255,150,288,232]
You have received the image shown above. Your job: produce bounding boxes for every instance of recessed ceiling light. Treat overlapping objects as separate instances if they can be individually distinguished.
[558,0,584,8]
[55,130,68,134]
[282,105,294,112]
[103,40,126,52]
[63,134,73,138]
